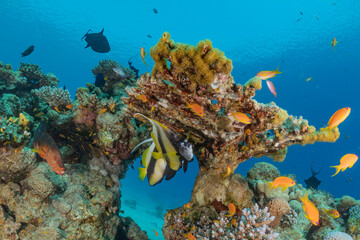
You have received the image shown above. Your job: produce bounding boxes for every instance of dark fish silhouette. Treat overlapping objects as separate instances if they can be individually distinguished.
[300,11,303,15]
[95,73,106,87]
[147,35,152,38]
[304,164,321,190]
[128,59,139,78]
[153,8,158,14]
[81,29,110,53]
[21,45,34,57]
[296,18,303,22]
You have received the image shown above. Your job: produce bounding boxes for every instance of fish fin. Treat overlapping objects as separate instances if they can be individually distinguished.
[138,167,147,181]
[320,126,332,137]
[183,160,188,173]
[275,66,282,74]
[141,144,152,167]
[152,151,163,160]
[266,181,273,190]
[330,165,341,177]
[165,152,181,171]
[100,28,104,34]
[85,43,90,48]
[281,186,287,191]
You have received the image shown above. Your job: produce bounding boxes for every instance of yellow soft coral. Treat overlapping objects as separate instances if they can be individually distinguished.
[150,32,233,85]
[301,127,340,145]
[19,113,29,127]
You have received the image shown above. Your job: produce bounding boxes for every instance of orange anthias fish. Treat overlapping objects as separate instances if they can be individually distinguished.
[136,94,147,102]
[299,190,320,226]
[185,101,204,117]
[323,208,340,218]
[229,112,251,124]
[321,107,351,136]
[98,108,107,114]
[267,176,296,191]
[331,153,358,177]
[266,80,277,97]
[184,233,196,240]
[109,103,116,112]
[256,67,282,80]
[54,107,61,113]
[65,104,73,110]
[153,229,159,236]
[32,122,65,175]
[140,47,148,66]
[225,203,236,217]
[331,37,338,49]
[222,165,233,178]
[183,202,191,209]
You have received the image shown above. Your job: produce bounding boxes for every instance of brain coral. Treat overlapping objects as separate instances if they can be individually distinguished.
[323,232,352,240]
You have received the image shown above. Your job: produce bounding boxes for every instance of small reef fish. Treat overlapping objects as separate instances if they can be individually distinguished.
[320,107,351,136]
[81,28,110,53]
[222,165,233,178]
[229,112,251,124]
[98,108,107,114]
[296,18,302,22]
[140,47,148,66]
[330,153,358,177]
[32,122,65,175]
[54,107,61,113]
[65,104,73,110]
[323,208,340,218]
[306,77,312,82]
[136,94,147,102]
[331,37,338,49]
[225,203,236,217]
[21,45,34,57]
[266,80,277,97]
[147,35,152,38]
[183,202,191,209]
[314,15,320,20]
[109,103,116,112]
[267,176,296,191]
[132,113,194,185]
[95,73,106,88]
[256,67,282,80]
[185,101,204,117]
[184,233,196,240]
[113,67,126,78]
[299,190,320,226]
[153,229,159,236]
[153,8,158,14]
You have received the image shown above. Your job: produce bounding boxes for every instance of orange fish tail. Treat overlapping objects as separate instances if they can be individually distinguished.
[320,126,332,136]
[330,165,341,177]
[266,181,273,190]
[275,66,282,74]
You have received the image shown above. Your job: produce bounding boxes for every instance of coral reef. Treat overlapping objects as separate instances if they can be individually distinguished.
[32,86,72,108]
[324,231,353,240]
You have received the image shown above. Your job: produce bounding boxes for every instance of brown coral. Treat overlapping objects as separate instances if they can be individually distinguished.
[266,197,291,228]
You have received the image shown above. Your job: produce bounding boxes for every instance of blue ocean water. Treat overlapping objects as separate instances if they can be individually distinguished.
[1,0,360,239]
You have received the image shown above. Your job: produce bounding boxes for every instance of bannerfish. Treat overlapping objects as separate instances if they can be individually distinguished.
[132,113,194,185]
[82,28,110,53]
[22,45,34,57]
[33,122,65,175]
[304,164,321,190]
[95,73,106,88]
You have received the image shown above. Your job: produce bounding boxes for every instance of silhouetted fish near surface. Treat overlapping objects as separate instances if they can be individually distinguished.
[153,8,158,14]
[95,73,106,88]
[147,35,152,38]
[296,18,303,22]
[81,28,110,53]
[21,45,34,57]
[33,122,65,175]
[304,164,321,190]
[300,11,303,15]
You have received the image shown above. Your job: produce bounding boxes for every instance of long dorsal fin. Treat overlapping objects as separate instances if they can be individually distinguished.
[131,138,153,154]
[100,28,104,35]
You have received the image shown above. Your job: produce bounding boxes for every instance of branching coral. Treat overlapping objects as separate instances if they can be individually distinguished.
[32,86,72,108]
[124,32,341,210]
